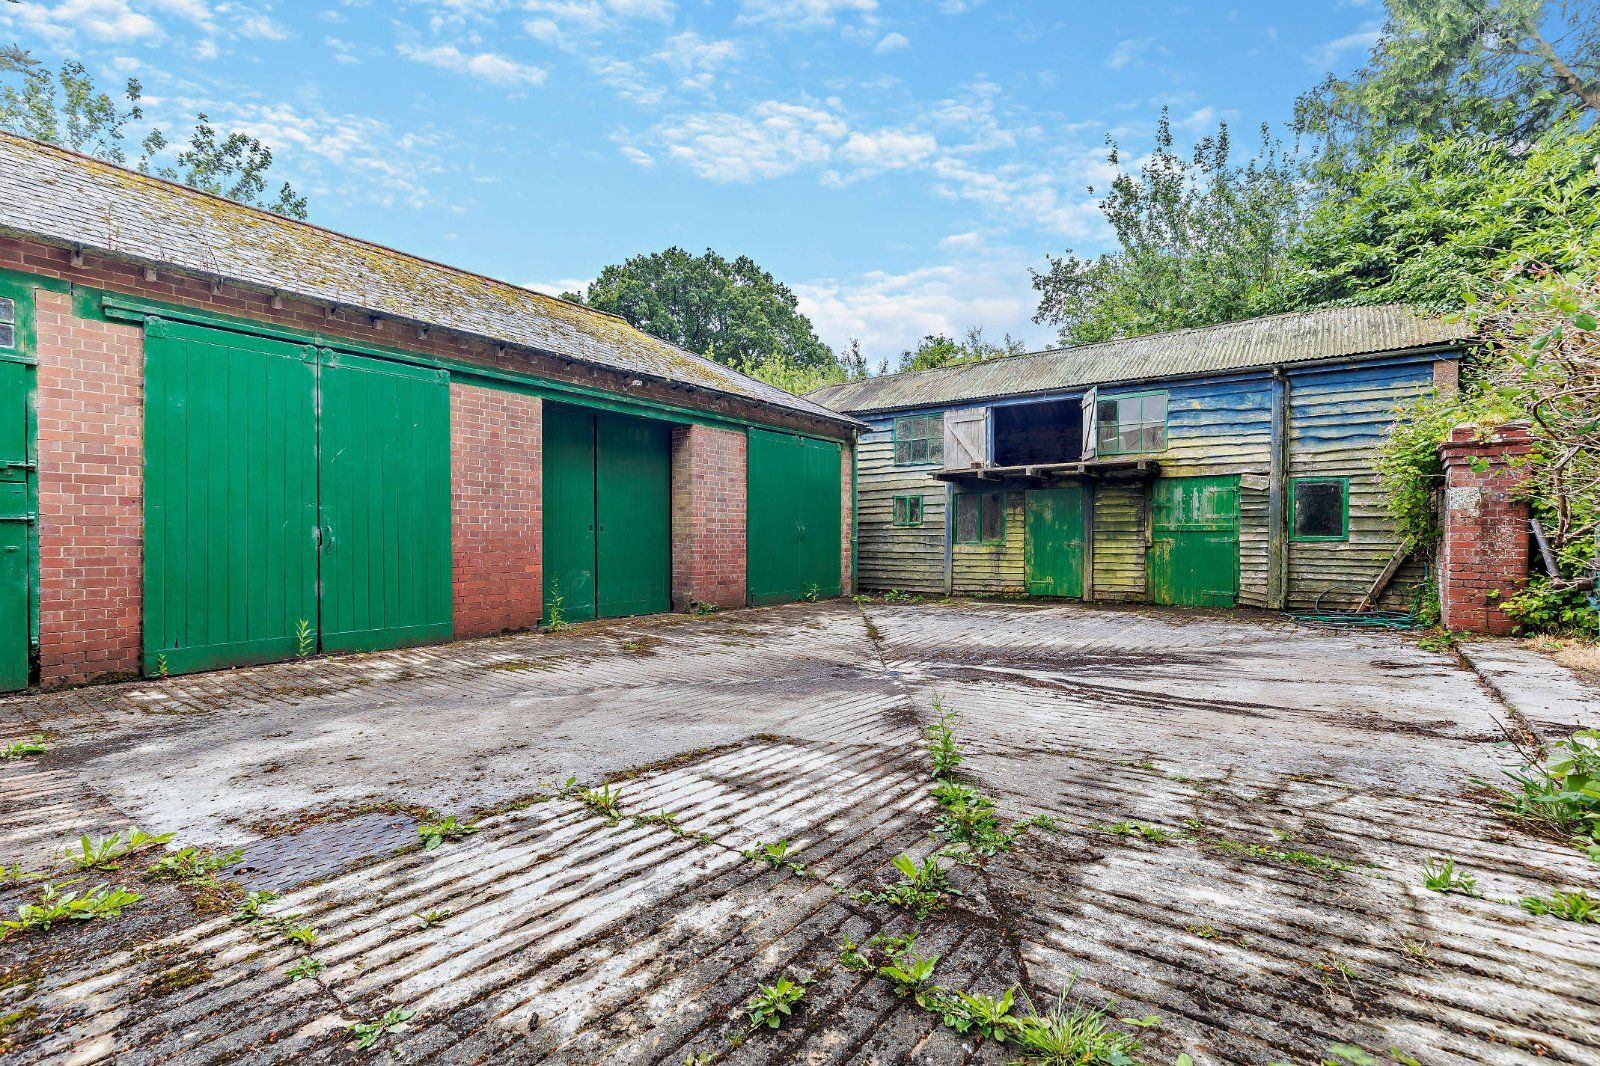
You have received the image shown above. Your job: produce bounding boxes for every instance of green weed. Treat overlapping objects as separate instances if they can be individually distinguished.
[0,733,47,760]
[64,828,175,871]
[1416,630,1459,653]
[0,881,140,937]
[1495,728,1600,853]
[631,810,683,832]
[1520,888,1600,923]
[1420,857,1479,896]
[147,846,244,885]
[282,923,319,945]
[418,815,478,851]
[544,586,570,632]
[231,889,280,924]
[412,909,451,929]
[156,653,169,678]
[1008,988,1142,1066]
[349,1006,416,1051]
[286,956,325,981]
[1207,837,1351,874]
[741,839,807,876]
[745,976,807,1030]
[925,697,963,780]
[854,853,955,918]
[1091,820,1178,843]
[294,619,316,658]
[578,784,624,822]
[802,583,822,602]
[690,601,719,618]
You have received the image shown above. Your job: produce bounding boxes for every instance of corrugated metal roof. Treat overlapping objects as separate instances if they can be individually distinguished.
[808,305,1472,414]
[0,132,855,427]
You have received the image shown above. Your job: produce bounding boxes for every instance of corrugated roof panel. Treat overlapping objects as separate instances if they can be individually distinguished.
[0,132,853,427]
[808,305,1472,414]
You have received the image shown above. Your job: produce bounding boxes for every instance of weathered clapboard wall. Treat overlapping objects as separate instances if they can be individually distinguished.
[952,490,1026,595]
[1286,360,1434,611]
[855,415,947,594]
[1090,481,1146,601]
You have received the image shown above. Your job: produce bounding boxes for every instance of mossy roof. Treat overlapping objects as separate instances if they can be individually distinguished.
[0,131,853,427]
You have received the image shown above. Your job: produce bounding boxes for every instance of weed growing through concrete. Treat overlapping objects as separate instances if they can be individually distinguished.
[578,784,624,823]
[349,1006,415,1051]
[419,815,478,851]
[1520,887,1599,923]
[147,846,243,884]
[1206,838,1351,875]
[0,733,47,760]
[286,957,325,981]
[853,853,956,918]
[64,828,175,871]
[690,601,719,618]
[1091,820,1179,843]
[294,619,315,658]
[631,810,683,832]
[1494,728,1600,856]
[0,882,140,937]
[924,698,963,779]
[544,586,571,632]
[744,976,808,1030]
[741,839,807,877]
[231,889,323,948]
[1421,857,1480,896]
[802,583,822,602]
[0,865,45,884]
[156,653,169,679]
[412,909,451,929]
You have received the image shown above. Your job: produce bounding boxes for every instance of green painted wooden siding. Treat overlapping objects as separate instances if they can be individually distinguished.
[952,491,1024,595]
[542,405,672,622]
[318,352,452,653]
[143,322,319,674]
[1024,486,1084,598]
[854,419,946,594]
[596,414,671,618]
[0,353,29,690]
[747,428,843,605]
[1148,475,1240,607]
[1091,482,1146,601]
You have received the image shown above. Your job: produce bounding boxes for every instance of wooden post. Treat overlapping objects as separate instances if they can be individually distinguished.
[1267,370,1290,610]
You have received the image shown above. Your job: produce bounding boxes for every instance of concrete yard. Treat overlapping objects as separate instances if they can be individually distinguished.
[1,600,1598,1065]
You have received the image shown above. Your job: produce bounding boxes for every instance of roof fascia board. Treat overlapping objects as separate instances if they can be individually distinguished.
[94,290,855,442]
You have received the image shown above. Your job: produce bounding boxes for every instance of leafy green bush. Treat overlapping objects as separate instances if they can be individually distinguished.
[1501,579,1598,636]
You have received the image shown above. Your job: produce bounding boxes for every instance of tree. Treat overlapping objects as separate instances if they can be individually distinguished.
[566,247,835,370]
[898,327,1026,372]
[0,60,308,219]
[1281,120,1600,311]
[1031,111,1303,346]
[1296,0,1600,178]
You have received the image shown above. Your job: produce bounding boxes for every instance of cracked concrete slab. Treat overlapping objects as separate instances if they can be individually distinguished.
[1458,641,1600,734]
[1,601,1597,1065]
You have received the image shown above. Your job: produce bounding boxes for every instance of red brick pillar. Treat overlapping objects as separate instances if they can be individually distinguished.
[451,386,542,638]
[1438,423,1533,635]
[670,424,746,610]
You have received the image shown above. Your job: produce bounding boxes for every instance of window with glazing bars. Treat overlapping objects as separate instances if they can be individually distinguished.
[1095,392,1168,454]
[954,491,1004,544]
[892,494,924,527]
[0,299,14,350]
[893,413,944,466]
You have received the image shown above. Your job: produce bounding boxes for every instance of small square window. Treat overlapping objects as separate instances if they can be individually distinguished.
[892,494,924,527]
[893,413,944,466]
[954,491,1004,544]
[1095,392,1167,455]
[0,298,13,349]
[1291,478,1349,541]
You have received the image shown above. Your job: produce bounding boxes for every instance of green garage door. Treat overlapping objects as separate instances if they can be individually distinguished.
[0,355,30,691]
[1148,475,1239,608]
[1024,485,1085,598]
[542,405,671,623]
[747,428,842,606]
[318,352,452,653]
[144,322,452,675]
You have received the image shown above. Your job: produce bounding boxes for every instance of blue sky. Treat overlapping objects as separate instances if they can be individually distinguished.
[2,0,1385,361]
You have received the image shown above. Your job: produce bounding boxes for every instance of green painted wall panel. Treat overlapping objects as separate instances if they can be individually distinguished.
[1148,475,1239,607]
[143,321,319,674]
[318,352,452,653]
[748,428,843,605]
[542,405,598,623]
[596,413,671,618]
[1024,485,1084,598]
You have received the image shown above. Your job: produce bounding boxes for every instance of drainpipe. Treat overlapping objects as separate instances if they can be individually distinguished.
[1267,367,1291,610]
[850,430,859,595]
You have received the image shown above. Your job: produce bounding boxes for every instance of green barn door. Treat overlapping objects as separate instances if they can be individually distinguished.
[1024,485,1085,598]
[317,352,452,653]
[543,405,598,623]
[596,414,670,618]
[0,356,30,691]
[1148,475,1240,607]
[747,429,842,606]
[144,321,319,674]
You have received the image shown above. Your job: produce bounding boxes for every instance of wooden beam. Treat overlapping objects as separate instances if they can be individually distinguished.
[1358,544,1411,612]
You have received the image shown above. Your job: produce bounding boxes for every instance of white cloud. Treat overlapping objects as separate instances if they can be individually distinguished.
[5,0,164,45]
[398,42,548,87]
[653,101,849,182]
[1305,22,1380,69]
[1105,36,1161,71]
[794,246,1045,359]
[655,31,739,73]
[236,13,290,40]
[874,31,909,53]
[737,0,876,29]
[522,0,673,42]
[591,56,665,105]
[826,126,937,182]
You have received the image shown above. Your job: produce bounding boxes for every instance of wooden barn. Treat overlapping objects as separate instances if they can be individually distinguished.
[809,308,1471,612]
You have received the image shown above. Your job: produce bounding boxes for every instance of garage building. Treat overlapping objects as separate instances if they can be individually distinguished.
[0,132,858,689]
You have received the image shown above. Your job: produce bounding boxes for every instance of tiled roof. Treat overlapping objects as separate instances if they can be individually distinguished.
[808,305,1472,414]
[0,132,854,427]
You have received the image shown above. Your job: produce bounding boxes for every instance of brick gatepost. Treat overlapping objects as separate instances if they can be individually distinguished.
[670,424,747,610]
[451,385,543,638]
[1438,423,1534,635]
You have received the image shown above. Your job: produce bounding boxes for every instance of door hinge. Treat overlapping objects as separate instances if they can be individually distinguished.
[3,461,36,471]
[0,513,36,522]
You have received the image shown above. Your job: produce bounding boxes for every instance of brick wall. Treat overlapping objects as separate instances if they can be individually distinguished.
[34,289,144,686]
[1439,423,1533,635]
[840,440,855,596]
[451,385,542,638]
[670,424,747,610]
